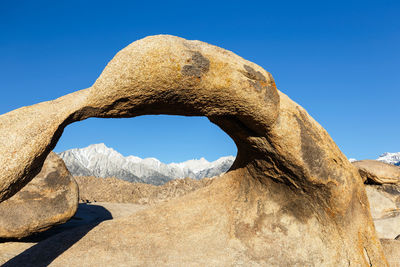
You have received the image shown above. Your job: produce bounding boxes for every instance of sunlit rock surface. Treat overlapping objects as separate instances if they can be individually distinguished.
[0,152,78,239]
[0,35,387,265]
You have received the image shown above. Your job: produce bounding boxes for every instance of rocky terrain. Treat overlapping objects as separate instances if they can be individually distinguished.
[0,156,216,265]
[75,175,214,204]
[0,201,148,266]
[2,166,400,265]
[1,156,400,266]
[58,143,234,185]
[0,35,394,265]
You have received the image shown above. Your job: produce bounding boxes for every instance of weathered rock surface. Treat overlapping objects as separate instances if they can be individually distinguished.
[381,239,400,267]
[0,202,146,265]
[353,160,400,184]
[0,242,35,265]
[76,176,214,204]
[0,35,387,265]
[0,152,78,239]
[366,184,400,239]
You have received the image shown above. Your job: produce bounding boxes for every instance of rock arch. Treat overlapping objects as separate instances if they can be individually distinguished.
[0,35,387,265]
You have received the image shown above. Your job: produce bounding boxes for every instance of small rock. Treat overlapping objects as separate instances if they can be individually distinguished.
[0,152,78,239]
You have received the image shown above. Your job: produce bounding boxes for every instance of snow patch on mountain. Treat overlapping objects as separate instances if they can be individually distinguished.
[58,143,235,185]
[377,152,400,166]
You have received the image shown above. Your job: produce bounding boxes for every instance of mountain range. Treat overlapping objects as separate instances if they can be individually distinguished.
[58,143,235,185]
[58,144,400,185]
[377,152,400,166]
[348,153,400,166]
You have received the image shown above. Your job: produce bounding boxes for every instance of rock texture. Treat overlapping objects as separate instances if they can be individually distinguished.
[353,160,400,184]
[0,202,146,265]
[0,35,387,265]
[75,176,214,204]
[0,152,78,239]
[380,239,400,267]
[366,184,400,239]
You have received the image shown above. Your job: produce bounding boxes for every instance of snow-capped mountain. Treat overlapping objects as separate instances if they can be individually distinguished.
[58,143,235,185]
[377,152,400,166]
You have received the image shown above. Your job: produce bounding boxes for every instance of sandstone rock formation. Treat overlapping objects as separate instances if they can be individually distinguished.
[0,35,388,265]
[0,152,78,239]
[75,176,214,204]
[353,160,400,184]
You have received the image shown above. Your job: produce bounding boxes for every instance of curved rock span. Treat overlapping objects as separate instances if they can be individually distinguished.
[0,35,387,265]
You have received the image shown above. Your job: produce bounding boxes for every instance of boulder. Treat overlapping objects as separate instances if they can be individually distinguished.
[366,185,399,220]
[75,176,213,204]
[366,184,400,239]
[380,239,400,267]
[0,152,78,239]
[353,160,400,184]
[0,35,388,265]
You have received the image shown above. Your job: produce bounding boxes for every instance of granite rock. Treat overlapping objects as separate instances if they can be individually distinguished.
[75,176,213,204]
[353,160,400,184]
[0,152,78,239]
[380,239,400,267]
[0,35,387,265]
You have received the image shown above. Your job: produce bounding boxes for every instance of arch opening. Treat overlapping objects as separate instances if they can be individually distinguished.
[54,115,238,185]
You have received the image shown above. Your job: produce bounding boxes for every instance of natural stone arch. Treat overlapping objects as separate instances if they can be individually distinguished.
[0,35,387,265]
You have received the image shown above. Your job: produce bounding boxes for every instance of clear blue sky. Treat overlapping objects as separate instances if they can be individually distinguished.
[1,0,399,163]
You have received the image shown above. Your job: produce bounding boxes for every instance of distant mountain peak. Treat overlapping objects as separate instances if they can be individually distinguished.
[377,152,400,166]
[90,143,107,148]
[85,143,117,153]
[58,144,235,185]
